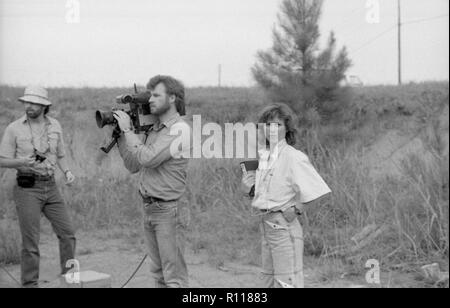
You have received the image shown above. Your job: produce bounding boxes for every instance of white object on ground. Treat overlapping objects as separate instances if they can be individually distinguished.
[60,270,111,288]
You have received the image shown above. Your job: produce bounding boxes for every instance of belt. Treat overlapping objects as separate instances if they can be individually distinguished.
[17,173,54,182]
[259,205,297,214]
[142,196,176,204]
[34,175,54,181]
[259,208,283,214]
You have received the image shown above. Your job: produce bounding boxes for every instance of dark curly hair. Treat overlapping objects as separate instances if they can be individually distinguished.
[147,75,186,116]
[257,103,298,146]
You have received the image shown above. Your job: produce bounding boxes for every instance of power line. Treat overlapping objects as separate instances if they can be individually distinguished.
[350,13,449,56]
[351,25,397,55]
[402,13,449,26]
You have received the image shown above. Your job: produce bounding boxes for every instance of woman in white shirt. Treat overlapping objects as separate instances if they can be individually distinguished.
[242,103,331,288]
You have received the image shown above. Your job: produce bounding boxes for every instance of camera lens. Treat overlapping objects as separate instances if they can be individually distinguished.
[95,110,116,128]
[116,94,133,104]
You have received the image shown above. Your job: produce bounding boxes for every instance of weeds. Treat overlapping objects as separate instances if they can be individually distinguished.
[0,83,448,278]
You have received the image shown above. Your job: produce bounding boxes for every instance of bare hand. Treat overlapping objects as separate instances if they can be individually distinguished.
[65,171,76,185]
[20,157,36,168]
[282,207,298,223]
[241,171,256,194]
[113,110,132,132]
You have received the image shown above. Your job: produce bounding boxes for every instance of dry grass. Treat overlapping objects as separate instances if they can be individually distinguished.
[0,219,21,265]
[0,83,448,283]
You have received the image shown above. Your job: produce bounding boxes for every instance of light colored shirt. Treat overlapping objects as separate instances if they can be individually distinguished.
[117,113,191,201]
[0,115,66,176]
[252,139,331,211]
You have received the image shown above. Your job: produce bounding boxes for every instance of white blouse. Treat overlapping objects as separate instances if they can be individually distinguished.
[252,139,331,211]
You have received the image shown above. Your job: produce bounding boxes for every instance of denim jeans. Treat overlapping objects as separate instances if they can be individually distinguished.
[260,210,304,288]
[13,180,76,288]
[143,200,189,288]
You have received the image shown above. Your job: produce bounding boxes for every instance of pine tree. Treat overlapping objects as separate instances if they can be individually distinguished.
[252,0,352,123]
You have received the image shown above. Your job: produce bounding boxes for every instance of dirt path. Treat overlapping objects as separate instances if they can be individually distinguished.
[0,231,416,288]
[1,231,263,288]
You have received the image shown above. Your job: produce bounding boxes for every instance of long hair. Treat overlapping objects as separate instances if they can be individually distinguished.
[257,103,298,146]
[147,75,186,116]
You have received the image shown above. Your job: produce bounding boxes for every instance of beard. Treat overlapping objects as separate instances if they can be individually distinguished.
[151,98,171,116]
[26,108,43,119]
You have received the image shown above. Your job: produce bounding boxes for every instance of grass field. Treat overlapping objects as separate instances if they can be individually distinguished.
[0,82,448,287]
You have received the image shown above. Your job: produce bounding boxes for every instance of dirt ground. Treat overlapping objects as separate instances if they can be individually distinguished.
[0,229,423,288]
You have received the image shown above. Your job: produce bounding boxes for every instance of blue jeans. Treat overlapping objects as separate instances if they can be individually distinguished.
[13,180,76,287]
[143,200,188,288]
[260,210,304,288]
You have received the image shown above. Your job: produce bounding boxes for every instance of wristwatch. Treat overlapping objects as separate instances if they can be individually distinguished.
[123,127,132,134]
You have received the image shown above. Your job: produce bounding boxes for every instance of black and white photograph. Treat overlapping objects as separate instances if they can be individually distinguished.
[0,0,448,292]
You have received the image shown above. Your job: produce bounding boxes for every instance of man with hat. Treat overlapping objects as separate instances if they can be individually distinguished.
[0,86,76,288]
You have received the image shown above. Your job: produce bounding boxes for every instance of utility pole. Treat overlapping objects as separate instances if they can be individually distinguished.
[397,0,402,85]
[218,64,222,87]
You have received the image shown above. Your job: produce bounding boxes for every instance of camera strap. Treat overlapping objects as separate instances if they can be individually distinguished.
[143,127,151,144]
[27,119,49,153]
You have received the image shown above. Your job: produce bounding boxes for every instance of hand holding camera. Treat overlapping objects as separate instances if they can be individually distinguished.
[20,156,36,168]
[113,110,132,132]
[95,85,158,154]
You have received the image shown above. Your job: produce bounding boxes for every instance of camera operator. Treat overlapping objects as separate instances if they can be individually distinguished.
[0,86,76,288]
[113,75,191,288]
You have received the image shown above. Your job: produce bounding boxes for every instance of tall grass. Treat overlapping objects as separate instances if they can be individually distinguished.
[0,219,21,265]
[302,139,449,267]
[0,83,448,276]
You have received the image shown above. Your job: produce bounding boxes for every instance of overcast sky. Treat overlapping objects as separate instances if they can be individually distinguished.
[0,0,448,87]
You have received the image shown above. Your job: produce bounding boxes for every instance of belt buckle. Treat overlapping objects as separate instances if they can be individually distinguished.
[149,197,159,205]
[144,197,158,205]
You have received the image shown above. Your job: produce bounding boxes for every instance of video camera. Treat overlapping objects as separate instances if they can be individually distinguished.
[95,84,158,153]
